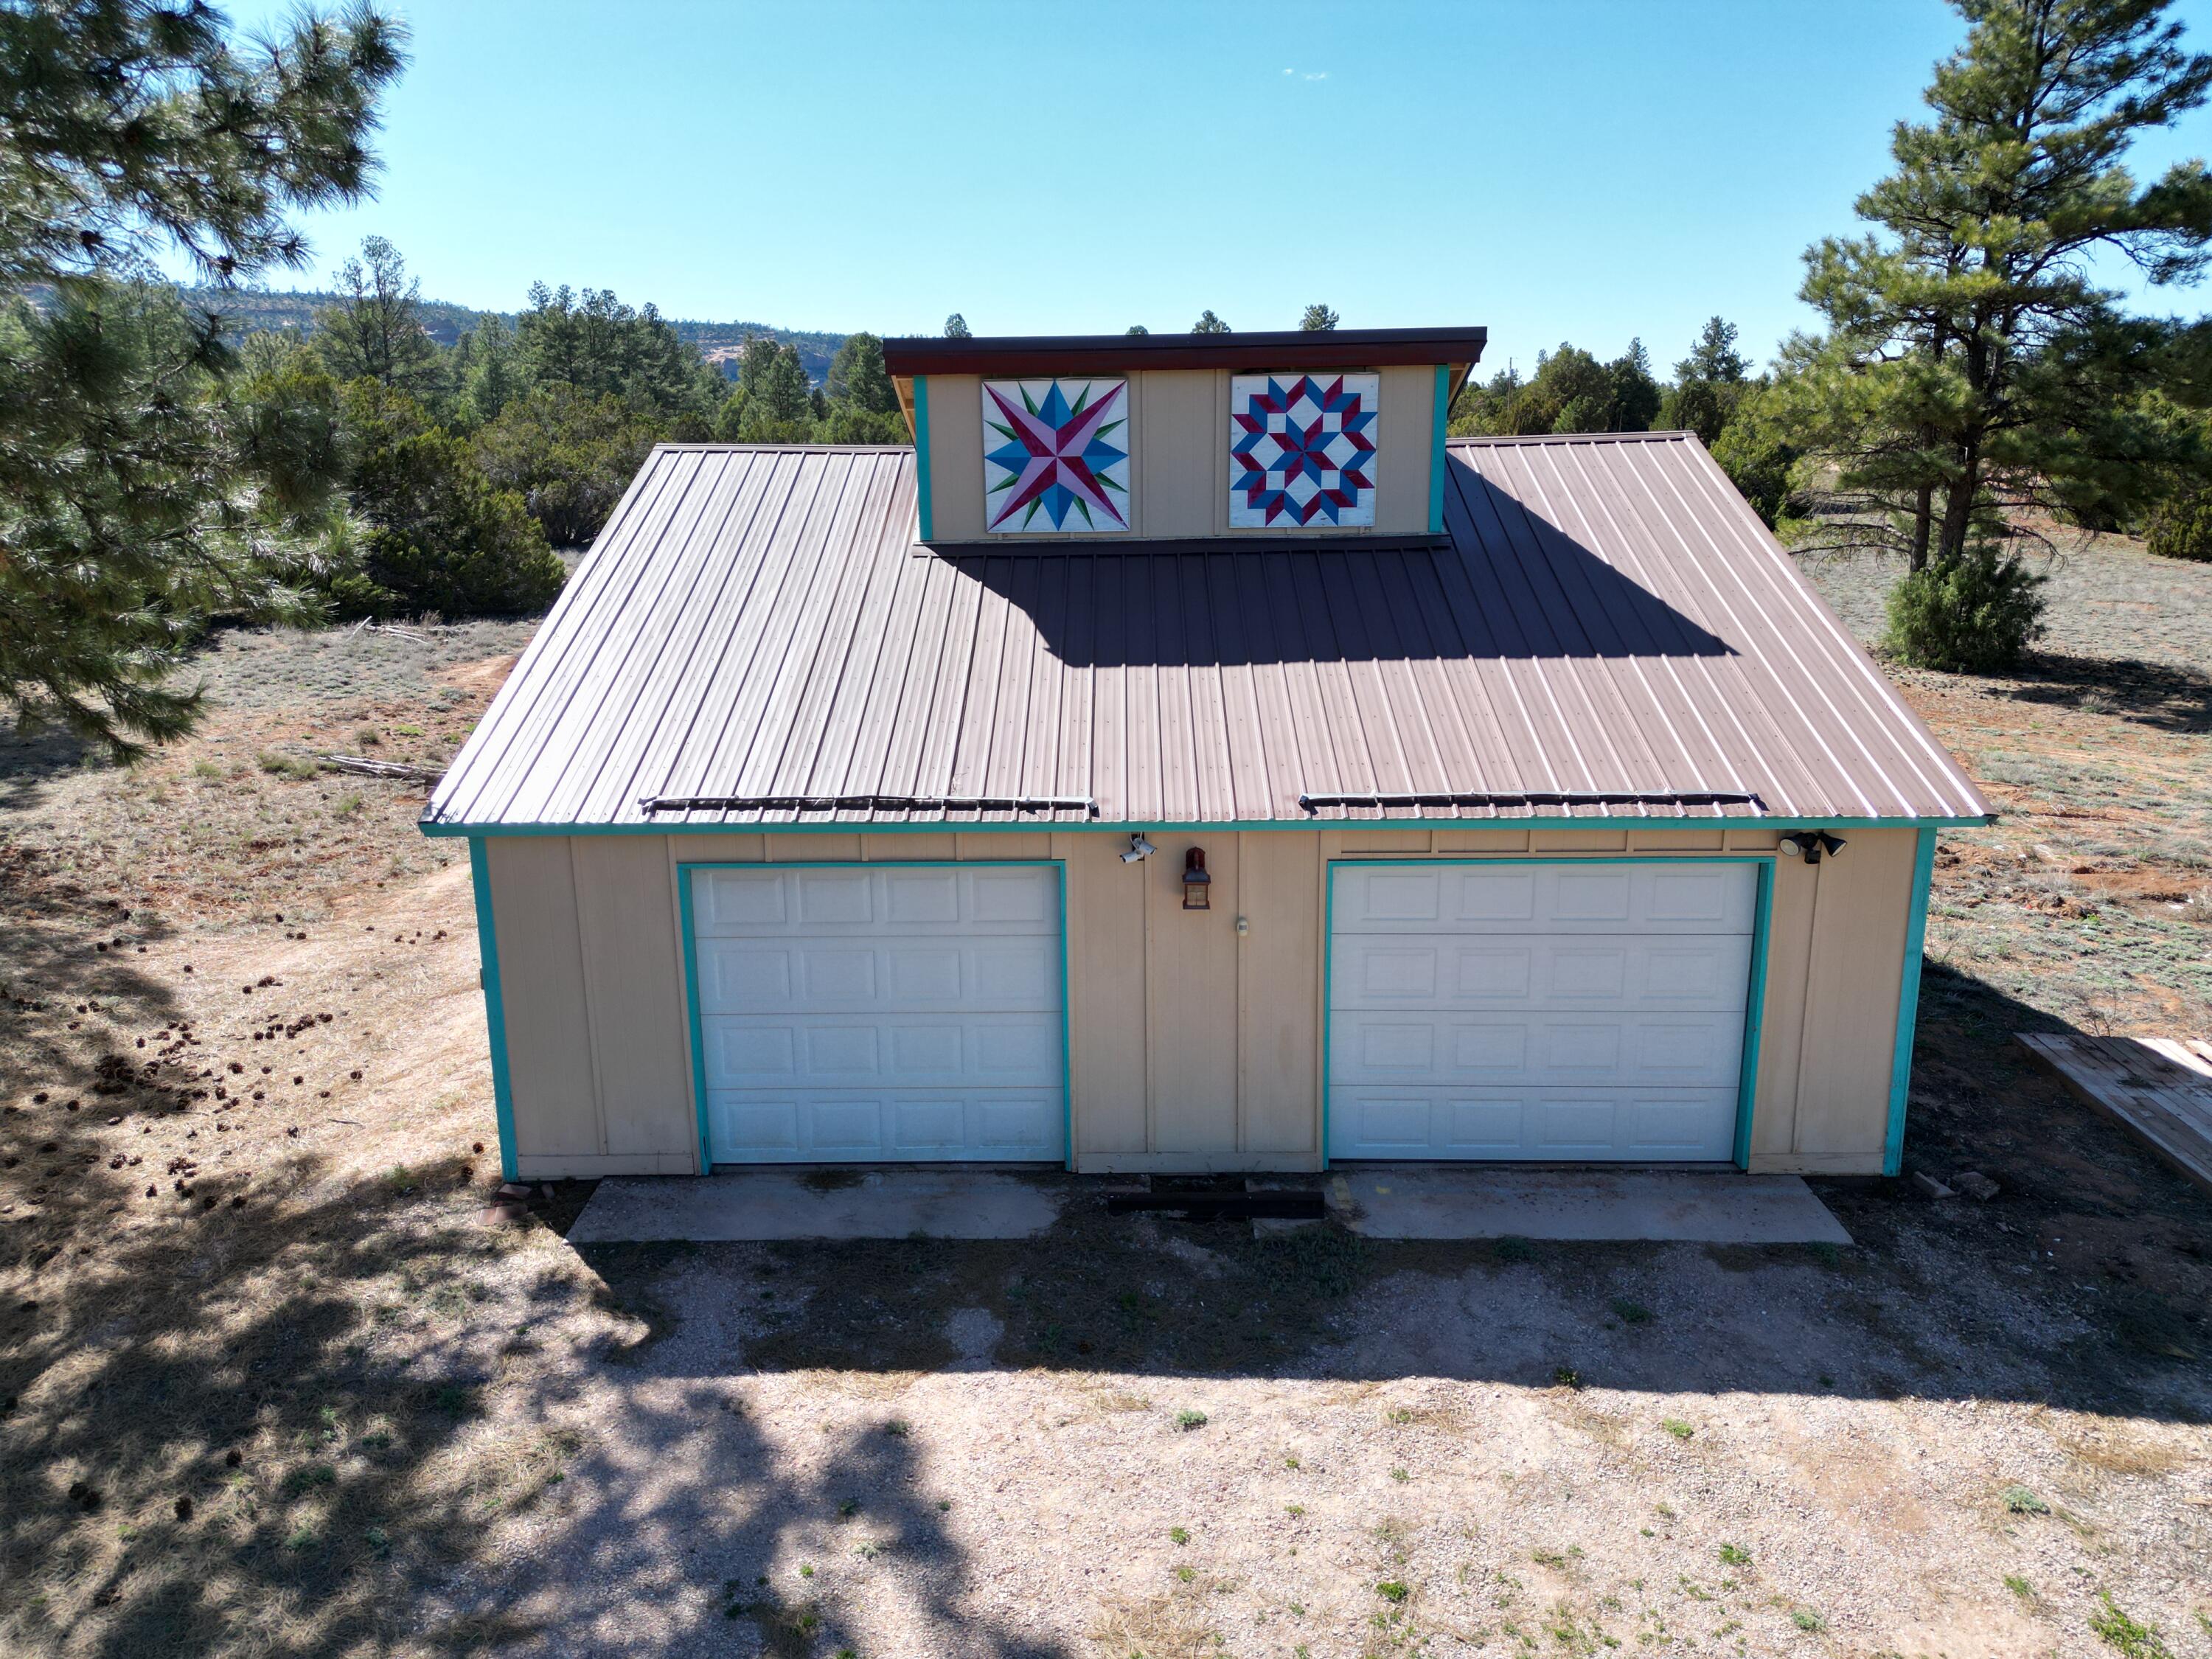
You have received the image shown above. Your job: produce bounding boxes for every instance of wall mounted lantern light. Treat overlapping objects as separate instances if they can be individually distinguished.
[1778,831,1848,865]
[1181,846,1212,910]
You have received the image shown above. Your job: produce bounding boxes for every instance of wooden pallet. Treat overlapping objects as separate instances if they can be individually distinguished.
[2017,1033,2212,1194]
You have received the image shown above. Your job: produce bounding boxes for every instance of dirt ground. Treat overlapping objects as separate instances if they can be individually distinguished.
[2,546,2210,1659]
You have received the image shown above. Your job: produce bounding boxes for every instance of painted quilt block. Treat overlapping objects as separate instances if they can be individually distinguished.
[981,378,1130,534]
[1229,372,1379,527]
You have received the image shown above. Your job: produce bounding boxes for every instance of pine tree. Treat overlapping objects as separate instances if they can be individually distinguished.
[1299,302,1340,332]
[826,331,897,415]
[1677,316,1749,385]
[944,313,972,338]
[1191,310,1231,334]
[314,235,439,393]
[0,1,405,756]
[1776,0,2212,573]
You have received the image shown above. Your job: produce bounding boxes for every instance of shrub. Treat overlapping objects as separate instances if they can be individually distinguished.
[331,383,566,620]
[476,384,659,547]
[2141,481,2212,560]
[1884,545,2046,672]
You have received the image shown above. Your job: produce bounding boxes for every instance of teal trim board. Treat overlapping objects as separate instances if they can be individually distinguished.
[675,860,1071,1169]
[1731,858,1775,1169]
[420,813,1995,841]
[678,863,712,1173]
[1324,856,1775,1168]
[1883,827,1939,1176]
[467,838,520,1181]
[1056,862,1074,1172]
[1428,364,1449,534]
[1318,861,1337,1169]
[914,375,934,542]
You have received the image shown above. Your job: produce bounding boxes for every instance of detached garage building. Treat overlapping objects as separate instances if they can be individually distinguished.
[420,326,1992,1182]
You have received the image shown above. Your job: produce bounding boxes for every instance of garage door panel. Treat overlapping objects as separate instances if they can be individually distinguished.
[695,868,1060,939]
[1333,1012,1745,1088]
[699,937,1060,1014]
[1332,934,1750,1011]
[1331,1086,1740,1161]
[705,1089,1062,1162]
[1328,861,1757,1161]
[695,864,1065,1164]
[1335,864,1756,935]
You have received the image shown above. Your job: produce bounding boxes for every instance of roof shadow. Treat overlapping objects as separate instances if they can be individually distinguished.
[940,476,1733,669]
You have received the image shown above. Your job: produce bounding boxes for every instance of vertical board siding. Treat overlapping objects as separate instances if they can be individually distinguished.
[479,829,1916,1176]
[485,838,601,1160]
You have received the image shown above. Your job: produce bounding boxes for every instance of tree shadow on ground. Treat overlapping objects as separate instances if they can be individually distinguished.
[576,962,2209,1427]
[0,844,179,1048]
[1,1139,1074,1658]
[2002,651,2212,734]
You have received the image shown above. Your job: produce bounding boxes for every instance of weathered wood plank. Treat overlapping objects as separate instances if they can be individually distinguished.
[2015,1032,2212,1197]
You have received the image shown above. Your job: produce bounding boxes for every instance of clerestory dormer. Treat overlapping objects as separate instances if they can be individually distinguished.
[881,327,1487,544]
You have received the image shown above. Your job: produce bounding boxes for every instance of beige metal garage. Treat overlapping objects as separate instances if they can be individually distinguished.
[421,327,1991,1183]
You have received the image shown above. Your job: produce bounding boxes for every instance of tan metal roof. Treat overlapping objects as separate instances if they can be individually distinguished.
[422,434,1992,835]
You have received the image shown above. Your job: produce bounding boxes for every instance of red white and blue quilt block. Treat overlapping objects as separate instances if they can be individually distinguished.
[981,378,1130,534]
[1228,372,1379,528]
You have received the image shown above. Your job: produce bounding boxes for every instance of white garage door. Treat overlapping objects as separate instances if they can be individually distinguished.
[691,865,1065,1164]
[1327,862,1757,1162]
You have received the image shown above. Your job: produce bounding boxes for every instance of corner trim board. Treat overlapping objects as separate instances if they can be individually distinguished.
[914,375,934,542]
[1883,827,1938,1176]
[1429,364,1448,534]
[1732,858,1775,1169]
[467,838,520,1181]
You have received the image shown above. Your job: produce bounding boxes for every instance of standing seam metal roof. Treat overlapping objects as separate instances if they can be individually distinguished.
[422,434,1992,832]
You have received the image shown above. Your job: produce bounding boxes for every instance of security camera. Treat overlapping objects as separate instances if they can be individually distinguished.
[1120,834,1155,864]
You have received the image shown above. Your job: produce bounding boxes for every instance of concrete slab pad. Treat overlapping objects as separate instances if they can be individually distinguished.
[1334,1168,1852,1245]
[566,1170,1062,1243]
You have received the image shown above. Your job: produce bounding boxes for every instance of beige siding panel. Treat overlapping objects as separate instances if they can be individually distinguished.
[1792,827,1914,1164]
[1748,852,1818,1160]
[1065,835,1147,1155]
[1725,828,1782,852]
[1630,827,1725,851]
[1340,830,1433,854]
[1147,834,1240,1152]
[516,1152,696,1178]
[1374,364,1438,535]
[957,832,1049,860]
[667,833,766,865]
[863,833,956,861]
[570,838,696,1164]
[1237,831,1321,1153]
[1531,828,1632,852]
[924,374,985,540]
[1138,370,1214,538]
[1433,829,1532,853]
[766,833,860,863]
[487,838,601,1160]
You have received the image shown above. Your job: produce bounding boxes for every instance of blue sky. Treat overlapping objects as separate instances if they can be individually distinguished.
[218,0,2212,375]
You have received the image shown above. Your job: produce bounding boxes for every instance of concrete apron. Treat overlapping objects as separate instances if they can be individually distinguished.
[567,1166,1850,1246]
[566,1169,1061,1243]
[1328,1168,1853,1245]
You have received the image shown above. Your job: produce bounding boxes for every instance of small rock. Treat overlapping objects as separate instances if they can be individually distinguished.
[1910,1171,1955,1200]
[224,1449,243,1467]
[538,1183,554,1200]
[1951,1170,2000,1201]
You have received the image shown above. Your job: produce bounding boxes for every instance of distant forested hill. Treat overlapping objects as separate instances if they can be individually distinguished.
[170,285,844,381]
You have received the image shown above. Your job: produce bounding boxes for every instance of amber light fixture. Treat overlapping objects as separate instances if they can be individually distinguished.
[1181,846,1211,910]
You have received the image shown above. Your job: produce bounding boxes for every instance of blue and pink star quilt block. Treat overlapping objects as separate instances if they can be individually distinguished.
[1228,372,1379,528]
[981,378,1131,534]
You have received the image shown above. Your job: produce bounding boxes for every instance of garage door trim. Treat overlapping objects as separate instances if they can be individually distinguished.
[678,860,1071,1172]
[1321,857,1775,1171]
